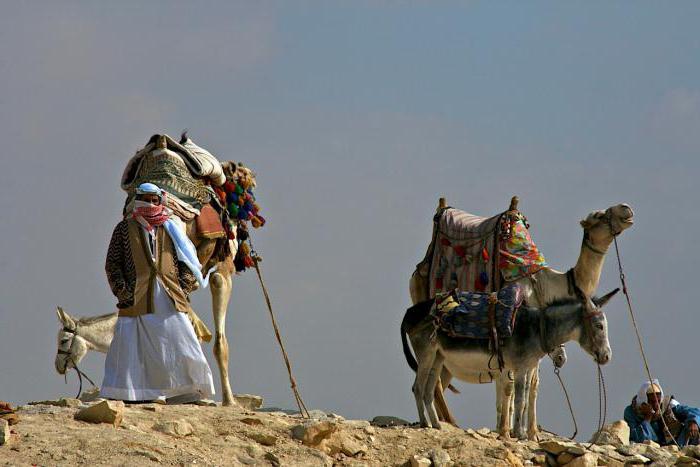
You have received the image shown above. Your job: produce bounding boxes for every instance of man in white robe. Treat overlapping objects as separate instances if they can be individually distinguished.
[102,182,214,403]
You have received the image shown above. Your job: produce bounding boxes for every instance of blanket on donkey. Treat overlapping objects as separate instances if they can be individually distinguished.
[432,283,524,339]
[425,208,547,298]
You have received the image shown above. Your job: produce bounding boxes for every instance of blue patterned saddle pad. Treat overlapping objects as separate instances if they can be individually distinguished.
[433,284,524,339]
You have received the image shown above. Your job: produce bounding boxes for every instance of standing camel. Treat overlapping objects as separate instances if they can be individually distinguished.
[406,200,633,438]
[56,134,259,407]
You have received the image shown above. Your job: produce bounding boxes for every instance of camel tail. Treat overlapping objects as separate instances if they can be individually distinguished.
[400,299,434,372]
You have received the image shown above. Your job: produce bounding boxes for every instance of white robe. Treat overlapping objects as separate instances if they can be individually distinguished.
[101,227,215,401]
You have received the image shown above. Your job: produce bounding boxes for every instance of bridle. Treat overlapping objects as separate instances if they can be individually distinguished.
[57,325,98,398]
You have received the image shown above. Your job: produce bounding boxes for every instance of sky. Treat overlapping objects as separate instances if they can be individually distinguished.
[1,1,699,440]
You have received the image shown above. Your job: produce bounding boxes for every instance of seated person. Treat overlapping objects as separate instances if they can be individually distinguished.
[624,379,700,446]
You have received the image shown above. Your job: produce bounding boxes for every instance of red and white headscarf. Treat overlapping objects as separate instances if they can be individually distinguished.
[131,182,171,231]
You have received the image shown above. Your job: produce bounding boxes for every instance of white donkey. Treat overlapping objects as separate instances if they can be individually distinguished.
[402,288,618,439]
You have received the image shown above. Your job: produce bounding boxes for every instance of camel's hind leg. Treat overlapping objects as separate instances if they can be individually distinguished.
[424,352,445,429]
[434,369,458,425]
[211,270,235,406]
[527,366,540,440]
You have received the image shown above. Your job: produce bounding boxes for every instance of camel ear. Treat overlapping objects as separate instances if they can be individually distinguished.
[580,210,606,229]
[593,288,620,308]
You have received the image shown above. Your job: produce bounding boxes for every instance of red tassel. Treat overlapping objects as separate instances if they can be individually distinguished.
[436,278,443,290]
[454,245,466,257]
[440,238,452,247]
[482,247,489,262]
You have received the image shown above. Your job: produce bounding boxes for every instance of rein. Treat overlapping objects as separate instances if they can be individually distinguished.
[58,326,98,399]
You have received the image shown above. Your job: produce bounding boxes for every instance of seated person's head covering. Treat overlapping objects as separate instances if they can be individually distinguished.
[132,182,170,230]
[638,379,663,402]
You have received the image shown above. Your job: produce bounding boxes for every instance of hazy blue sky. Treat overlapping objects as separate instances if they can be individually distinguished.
[1,1,699,439]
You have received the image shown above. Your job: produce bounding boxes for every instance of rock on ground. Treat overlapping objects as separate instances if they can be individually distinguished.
[74,400,124,427]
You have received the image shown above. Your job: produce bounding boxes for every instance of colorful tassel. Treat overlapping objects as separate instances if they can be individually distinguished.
[482,247,489,262]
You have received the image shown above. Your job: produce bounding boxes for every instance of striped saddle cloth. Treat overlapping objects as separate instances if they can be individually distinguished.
[432,283,524,339]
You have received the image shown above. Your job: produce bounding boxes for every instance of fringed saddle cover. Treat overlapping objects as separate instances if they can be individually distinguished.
[432,283,524,339]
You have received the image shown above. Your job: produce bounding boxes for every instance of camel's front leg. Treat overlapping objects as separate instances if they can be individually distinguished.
[211,271,235,406]
[512,369,531,440]
[527,366,540,440]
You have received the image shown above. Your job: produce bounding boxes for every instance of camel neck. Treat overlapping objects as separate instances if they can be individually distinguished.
[572,233,611,297]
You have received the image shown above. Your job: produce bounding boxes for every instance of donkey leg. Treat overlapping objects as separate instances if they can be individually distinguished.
[512,370,530,440]
[211,271,235,406]
[527,366,540,440]
[424,352,445,429]
[413,348,437,428]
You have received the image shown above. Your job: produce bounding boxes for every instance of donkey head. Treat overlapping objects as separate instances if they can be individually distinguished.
[55,307,89,374]
[578,288,619,365]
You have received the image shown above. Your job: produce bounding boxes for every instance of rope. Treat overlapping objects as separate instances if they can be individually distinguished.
[554,366,578,439]
[249,249,310,418]
[611,235,680,447]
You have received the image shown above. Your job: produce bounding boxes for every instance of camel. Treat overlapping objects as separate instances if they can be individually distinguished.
[402,288,618,438]
[56,134,259,407]
[406,199,633,438]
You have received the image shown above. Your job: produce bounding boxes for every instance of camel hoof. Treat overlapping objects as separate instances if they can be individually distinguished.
[498,430,511,440]
[432,422,442,430]
[420,421,430,428]
[527,430,539,441]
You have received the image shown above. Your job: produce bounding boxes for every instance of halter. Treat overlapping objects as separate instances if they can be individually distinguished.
[57,325,98,398]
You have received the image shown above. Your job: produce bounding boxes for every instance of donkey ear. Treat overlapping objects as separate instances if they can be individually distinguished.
[593,288,620,308]
[56,306,76,328]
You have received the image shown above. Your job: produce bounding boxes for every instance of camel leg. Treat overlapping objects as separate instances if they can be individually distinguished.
[527,366,540,440]
[424,352,445,429]
[498,372,514,438]
[211,271,235,406]
[434,368,458,425]
[512,369,531,440]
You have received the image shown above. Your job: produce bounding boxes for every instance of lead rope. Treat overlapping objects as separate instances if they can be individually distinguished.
[612,235,681,447]
[249,248,310,418]
[554,365,578,439]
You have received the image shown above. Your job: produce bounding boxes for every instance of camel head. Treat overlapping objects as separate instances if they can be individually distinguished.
[580,203,634,252]
[55,307,89,375]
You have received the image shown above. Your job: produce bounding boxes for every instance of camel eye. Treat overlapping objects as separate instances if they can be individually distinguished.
[595,323,604,330]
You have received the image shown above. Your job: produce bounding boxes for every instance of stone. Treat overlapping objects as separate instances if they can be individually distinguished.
[343,420,371,429]
[590,421,630,447]
[234,394,263,410]
[567,445,588,456]
[557,452,576,464]
[29,398,81,408]
[264,452,281,467]
[370,415,410,427]
[141,404,162,412]
[429,448,453,467]
[0,419,10,446]
[410,455,432,467]
[637,443,674,462]
[597,455,625,467]
[328,432,368,457]
[505,450,524,467]
[153,419,194,437]
[442,437,463,449]
[290,421,337,447]
[0,412,19,426]
[539,440,578,455]
[78,388,102,403]
[192,399,218,407]
[616,445,641,456]
[241,417,263,426]
[531,453,547,465]
[477,427,493,436]
[132,449,162,462]
[74,400,124,427]
[623,454,650,464]
[565,452,598,467]
[676,455,700,465]
[683,446,700,459]
[248,432,277,446]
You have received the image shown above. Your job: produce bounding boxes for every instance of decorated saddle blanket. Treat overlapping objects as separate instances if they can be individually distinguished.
[432,283,524,339]
[424,207,547,298]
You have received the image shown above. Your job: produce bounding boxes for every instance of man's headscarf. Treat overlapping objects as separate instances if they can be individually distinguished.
[637,379,664,402]
[132,182,170,231]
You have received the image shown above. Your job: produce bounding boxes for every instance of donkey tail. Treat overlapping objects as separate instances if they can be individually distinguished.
[400,299,434,372]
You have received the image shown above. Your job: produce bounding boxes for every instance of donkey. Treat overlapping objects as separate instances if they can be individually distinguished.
[401,288,618,439]
[55,308,116,376]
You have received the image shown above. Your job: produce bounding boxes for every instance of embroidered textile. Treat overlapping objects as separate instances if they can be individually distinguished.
[498,214,547,281]
[432,284,524,339]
